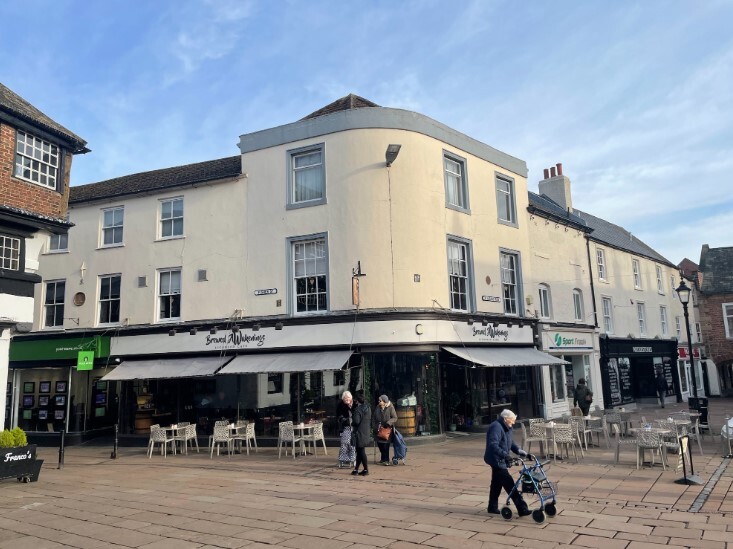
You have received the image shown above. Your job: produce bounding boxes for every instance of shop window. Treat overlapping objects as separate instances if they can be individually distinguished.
[549,364,566,402]
[267,373,283,394]
[332,370,345,386]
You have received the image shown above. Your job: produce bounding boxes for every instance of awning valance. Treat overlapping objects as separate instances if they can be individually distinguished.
[100,356,231,381]
[443,346,569,367]
[218,350,353,375]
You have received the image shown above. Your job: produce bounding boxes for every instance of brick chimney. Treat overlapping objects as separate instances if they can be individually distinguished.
[538,162,573,212]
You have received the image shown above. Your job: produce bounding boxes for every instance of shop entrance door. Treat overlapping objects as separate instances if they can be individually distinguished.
[633,357,656,399]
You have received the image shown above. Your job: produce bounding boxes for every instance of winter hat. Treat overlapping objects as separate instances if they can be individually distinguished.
[379,395,389,404]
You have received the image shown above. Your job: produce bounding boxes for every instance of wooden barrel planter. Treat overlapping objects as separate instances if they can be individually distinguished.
[396,407,416,436]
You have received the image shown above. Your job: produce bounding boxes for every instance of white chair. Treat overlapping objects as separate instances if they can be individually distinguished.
[636,430,666,470]
[587,415,610,448]
[611,424,637,464]
[567,416,590,453]
[209,424,233,458]
[148,426,175,458]
[552,424,579,463]
[175,423,199,454]
[303,422,327,456]
[243,422,258,455]
[520,422,546,457]
[671,411,704,455]
[278,421,302,459]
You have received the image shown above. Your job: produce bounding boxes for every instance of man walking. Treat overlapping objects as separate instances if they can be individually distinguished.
[655,370,669,408]
[484,409,531,516]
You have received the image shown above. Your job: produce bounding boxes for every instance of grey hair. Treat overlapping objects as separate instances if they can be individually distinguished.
[341,390,353,401]
[500,409,517,420]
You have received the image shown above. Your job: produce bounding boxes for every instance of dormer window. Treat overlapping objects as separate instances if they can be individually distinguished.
[14,130,59,190]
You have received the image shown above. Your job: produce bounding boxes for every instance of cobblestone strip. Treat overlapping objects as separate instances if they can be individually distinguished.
[689,456,731,512]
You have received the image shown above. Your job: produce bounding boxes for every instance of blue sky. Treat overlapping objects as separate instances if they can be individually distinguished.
[2,0,731,266]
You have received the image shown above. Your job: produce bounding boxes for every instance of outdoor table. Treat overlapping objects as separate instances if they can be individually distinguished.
[293,423,316,456]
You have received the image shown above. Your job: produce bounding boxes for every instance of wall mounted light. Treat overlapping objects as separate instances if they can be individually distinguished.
[210,327,218,335]
[168,329,176,337]
[189,327,198,335]
[493,322,500,328]
[231,325,240,333]
[275,322,284,331]
[252,324,261,331]
[467,318,475,326]
[385,144,401,167]
[481,319,489,326]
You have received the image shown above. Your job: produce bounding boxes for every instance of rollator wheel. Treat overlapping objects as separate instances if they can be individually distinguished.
[500,507,513,520]
[532,509,545,523]
[544,503,557,517]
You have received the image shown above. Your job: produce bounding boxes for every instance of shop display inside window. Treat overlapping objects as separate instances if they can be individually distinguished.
[23,382,35,393]
[55,381,67,393]
[39,381,51,393]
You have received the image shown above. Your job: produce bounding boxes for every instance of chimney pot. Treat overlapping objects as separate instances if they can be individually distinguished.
[543,168,550,179]
[556,163,563,175]
[550,166,557,177]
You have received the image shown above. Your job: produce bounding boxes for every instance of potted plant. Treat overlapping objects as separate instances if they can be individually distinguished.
[0,427,43,483]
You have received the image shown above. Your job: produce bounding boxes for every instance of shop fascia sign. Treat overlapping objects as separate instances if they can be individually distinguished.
[10,335,109,361]
[545,331,592,350]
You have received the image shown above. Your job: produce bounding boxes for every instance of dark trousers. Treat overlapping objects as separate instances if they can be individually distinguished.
[488,466,527,511]
[657,389,666,407]
[355,446,368,471]
[377,441,390,462]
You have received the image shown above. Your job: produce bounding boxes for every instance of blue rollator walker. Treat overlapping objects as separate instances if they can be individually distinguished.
[391,427,407,465]
[501,454,557,523]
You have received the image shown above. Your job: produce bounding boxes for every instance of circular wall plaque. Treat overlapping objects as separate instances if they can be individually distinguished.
[73,292,86,306]
[485,275,492,285]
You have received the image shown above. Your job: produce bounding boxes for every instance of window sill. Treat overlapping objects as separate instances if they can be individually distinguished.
[445,203,470,215]
[155,236,186,243]
[286,199,327,210]
[43,250,69,255]
[497,219,518,228]
[97,244,124,250]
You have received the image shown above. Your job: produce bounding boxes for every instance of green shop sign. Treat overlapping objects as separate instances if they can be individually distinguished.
[10,335,110,362]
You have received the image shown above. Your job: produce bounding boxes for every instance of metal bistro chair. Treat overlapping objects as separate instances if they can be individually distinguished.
[520,422,546,458]
[587,415,610,448]
[303,422,328,456]
[552,424,579,463]
[655,419,685,460]
[636,429,666,470]
[527,419,548,457]
[567,416,588,454]
[278,421,302,459]
[148,425,176,458]
[611,424,637,464]
[175,423,200,454]
[209,424,233,458]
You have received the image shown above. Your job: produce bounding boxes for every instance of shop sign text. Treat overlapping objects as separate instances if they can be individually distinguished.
[632,346,653,353]
[471,326,509,341]
[205,332,266,348]
[553,333,588,347]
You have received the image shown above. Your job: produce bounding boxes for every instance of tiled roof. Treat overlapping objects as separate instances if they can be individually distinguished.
[678,258,699,279]
[301,94,380,120]
[0,204,71,230]
[698,245,733,294]
[573,208,675,267]
[69,156,241,204]
[527,191,589,230]
[0,82,87,153]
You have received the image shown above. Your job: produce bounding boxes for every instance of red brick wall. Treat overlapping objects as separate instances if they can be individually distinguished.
[0,121,71,219]
[698,292,733,365]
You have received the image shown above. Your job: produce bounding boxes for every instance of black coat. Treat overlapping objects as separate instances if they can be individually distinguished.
[351,403,372,448]
[336,400,352,433]
[656,374,669,392]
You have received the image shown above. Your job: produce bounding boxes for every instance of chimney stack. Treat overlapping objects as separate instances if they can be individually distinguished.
[538,162,573,212]
[550,166,557,177]
[556,163,563,175]
[543,168,549,179]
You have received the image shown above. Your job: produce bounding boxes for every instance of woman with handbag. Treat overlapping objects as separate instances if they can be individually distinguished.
[573,378,593,416]
[336,391,356,468]
[351,392,372,476]
[373,394,397,465]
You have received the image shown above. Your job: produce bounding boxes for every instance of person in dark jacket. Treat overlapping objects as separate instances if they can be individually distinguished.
[351,393,372,476]
[573,378,593,416]
[336,391,356,467]
[373,394,398,465]
[655,370,669,408]
[483,409,531,516]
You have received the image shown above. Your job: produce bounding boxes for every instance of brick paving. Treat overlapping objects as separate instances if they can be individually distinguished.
[1,399,732,548]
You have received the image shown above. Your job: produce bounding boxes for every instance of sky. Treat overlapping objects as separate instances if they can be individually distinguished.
[1,0,731,266]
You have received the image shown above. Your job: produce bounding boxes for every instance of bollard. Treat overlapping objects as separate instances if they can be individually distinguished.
[111,423,118,459]
[57,430,65,469]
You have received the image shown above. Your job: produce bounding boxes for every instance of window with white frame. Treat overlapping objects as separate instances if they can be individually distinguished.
[596,248,606,280]
[660,306,668,336]
[500,251,521,315]
[656,266,664,294]
[99,274,121,324]
[288,145,325,207]
[632,259,642,289]
[695,322,702,343]
[292,236,328,313]
[675,316,681,339]
[443,153,468,211]
[495,174,516,225]
[573,289,584,321]
[160,197,184,238]
[549,363,566,401]
[0,234,21,270]
[159,269,181,320]
[637,302,647,335]
[101,207,124,246]
[49,233,68,252]
[44,280,65,328]
[602,296,613,333]
[724,304,733,338]
[14,130,59,189]
[447,239,472,311]
[538,284,552,319]
[671,275,677,298]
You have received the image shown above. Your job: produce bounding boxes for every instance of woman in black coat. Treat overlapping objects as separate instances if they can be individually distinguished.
[350,393,372,476]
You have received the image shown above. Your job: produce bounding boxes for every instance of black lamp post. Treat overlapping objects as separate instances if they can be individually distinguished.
[675,278,699,400]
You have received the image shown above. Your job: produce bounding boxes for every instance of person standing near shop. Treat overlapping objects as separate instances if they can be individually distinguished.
[373,394,397,465]
[655,370,669,408]
[350,392,371,476]
[484,409,531,516]
[573,378,593,416]
[336,391,356,468]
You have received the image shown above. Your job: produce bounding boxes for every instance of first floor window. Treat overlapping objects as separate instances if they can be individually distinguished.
[501,251,520,315]
[675,316,682,339]
[656,266,664,293]
[602,297,613,333]
[14,129,59,189]
[44,280,65,327]
[573,289,584,321]
[160,197,184,238]
[444,153,468,210]
[293,237,328,313]
[596,248,606,280]
[0,234,21,270]
[49,233,68,252]
[496,174,516,224]
[289,145,325,206]
[660,306,668,336]
[549,364,566,401]
[632,259,642,289]
[102,206,124,246]
[159,269,181,320]
[448,239,471,311]
[99,275,121,324]
[637,303,647,336]
[677,360,689,393]
[538,284,552,319]
[695,322,703,343]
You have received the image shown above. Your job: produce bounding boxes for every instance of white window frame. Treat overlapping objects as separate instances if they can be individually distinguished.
[14,129,59,190]
[675,316,681,340]
[656,266,664,294]
[500,250,522,316]
[447,238,473,312]
[49,233,68,252]
[158,268,182,321]
[695,322,702,343]
[573,289,584,321]
[290,234,329,314]
[443,152,469,212]
[0,234,21,270]
[602,296,614,334]
[495,173,517,226]
[160,197,184,239]
[44,279,65,328]
[671,275,677,298]
[660,306,668,336]
[549,363,566,402]
[287,144,326,208]
[632,259,642,289]
[538,284,552,319]
[637,302,647,336]
[98,274,121,325]
[724,303,733,339]
[101,206,124,247]
[596,248,607,281]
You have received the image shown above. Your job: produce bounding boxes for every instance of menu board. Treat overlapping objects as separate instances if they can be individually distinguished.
[607,358,634,406]
[663,357,674,395]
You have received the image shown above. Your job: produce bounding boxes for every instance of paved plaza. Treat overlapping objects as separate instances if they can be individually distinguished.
[1,400,732,548]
